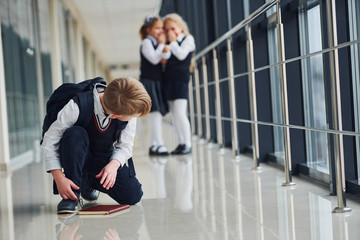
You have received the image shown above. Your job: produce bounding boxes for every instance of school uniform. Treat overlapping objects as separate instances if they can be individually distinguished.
[139,36,170,155]
[41,83,142,205]
[163,33,195,153]
[140,36,170,116]
[163,33,195,101]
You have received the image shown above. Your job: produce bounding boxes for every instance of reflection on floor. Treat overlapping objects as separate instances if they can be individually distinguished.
[1,118,360,240]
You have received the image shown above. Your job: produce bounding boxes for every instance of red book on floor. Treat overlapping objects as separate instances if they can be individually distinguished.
[78,204,130,215]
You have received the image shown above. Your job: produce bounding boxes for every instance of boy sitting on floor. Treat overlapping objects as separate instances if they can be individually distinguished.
[41,77,151,214]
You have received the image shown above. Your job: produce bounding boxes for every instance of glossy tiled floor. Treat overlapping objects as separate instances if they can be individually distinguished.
[1,118,360,240]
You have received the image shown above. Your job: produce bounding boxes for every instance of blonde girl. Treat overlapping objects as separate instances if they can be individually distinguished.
[163,13,195,155]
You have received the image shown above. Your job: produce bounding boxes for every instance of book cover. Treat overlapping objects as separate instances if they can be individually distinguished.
[78,204,130,215]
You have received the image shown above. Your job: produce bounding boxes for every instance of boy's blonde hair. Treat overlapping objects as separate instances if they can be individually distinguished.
[163,13,190,36]
[139,16,162,40]
[103,78,151,117]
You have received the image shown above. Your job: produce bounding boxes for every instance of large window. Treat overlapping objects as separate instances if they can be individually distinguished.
[1,0,41,158]
[299,1,329,173]
[348,0,360,179]
[267,4,284,161]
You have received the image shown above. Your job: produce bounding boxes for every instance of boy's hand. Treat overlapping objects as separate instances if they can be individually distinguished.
[96,159,120,190]
[52,169,79,201]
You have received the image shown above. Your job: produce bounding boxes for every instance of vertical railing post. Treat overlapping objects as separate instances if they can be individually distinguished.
[276,3,295,186]
[189,75,196,135]
[202,57,211,142]
[194,63,203,138]
[226,39,239,157]
[246,24,261,169]
[0,21,10,171]
[326,0,351,213]
[213,49,224,149]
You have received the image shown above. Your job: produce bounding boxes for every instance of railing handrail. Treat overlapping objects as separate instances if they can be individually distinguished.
[193,0,279,61]
[196,37,360,87]
[197,113,360,137]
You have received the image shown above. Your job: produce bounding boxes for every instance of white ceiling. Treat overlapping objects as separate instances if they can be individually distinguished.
[72,0,162,79]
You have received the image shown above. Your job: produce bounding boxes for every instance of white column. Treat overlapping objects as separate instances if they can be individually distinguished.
[84,43,92,78]
[105,68,112,82]
[33,0,45,120]
[95,60,103,77]
[91,52,96,77]
[49,0,63,89]
[0,21,11,171]
[73,20,85,83]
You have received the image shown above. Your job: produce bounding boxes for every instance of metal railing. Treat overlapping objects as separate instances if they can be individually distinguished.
[190,0,354,213]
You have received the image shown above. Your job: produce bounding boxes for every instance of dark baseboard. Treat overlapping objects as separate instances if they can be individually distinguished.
[298,163,330,185]
[346,180,360,195]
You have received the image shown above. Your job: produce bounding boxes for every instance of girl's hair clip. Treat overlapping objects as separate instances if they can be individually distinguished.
[144,15,153,24]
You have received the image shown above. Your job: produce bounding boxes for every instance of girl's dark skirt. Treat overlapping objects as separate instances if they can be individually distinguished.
[163,80,189,101]
[140,78,168,115]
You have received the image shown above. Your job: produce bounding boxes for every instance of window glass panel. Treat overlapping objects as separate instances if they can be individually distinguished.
[348,0,360,179]
[267,23,284,160]
[299,3,329,173]
[243,0,249,17]
[1,0,41,158]
[266,3,284,160]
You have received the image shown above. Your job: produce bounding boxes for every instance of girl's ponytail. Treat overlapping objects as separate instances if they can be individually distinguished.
[139,24,148,40]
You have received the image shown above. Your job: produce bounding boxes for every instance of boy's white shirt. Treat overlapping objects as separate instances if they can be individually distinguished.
[141,35,171,65]
[41,83,136,172]
[168,33,195,60]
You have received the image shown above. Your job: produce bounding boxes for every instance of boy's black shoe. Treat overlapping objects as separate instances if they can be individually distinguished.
[81,189,99,201]
[81,174,99,201]
[57,199,78,214]
[171,144,191,155]
[80,201,98,210]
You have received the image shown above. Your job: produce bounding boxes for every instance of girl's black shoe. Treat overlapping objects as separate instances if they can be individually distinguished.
[149,145,169,156]
[171,144,191,155]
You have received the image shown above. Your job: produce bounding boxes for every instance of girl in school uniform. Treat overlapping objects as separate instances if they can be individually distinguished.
[163,13,195,155]
[139,16,171,156]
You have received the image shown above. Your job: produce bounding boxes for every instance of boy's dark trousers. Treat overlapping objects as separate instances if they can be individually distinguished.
[55,126,143,205]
